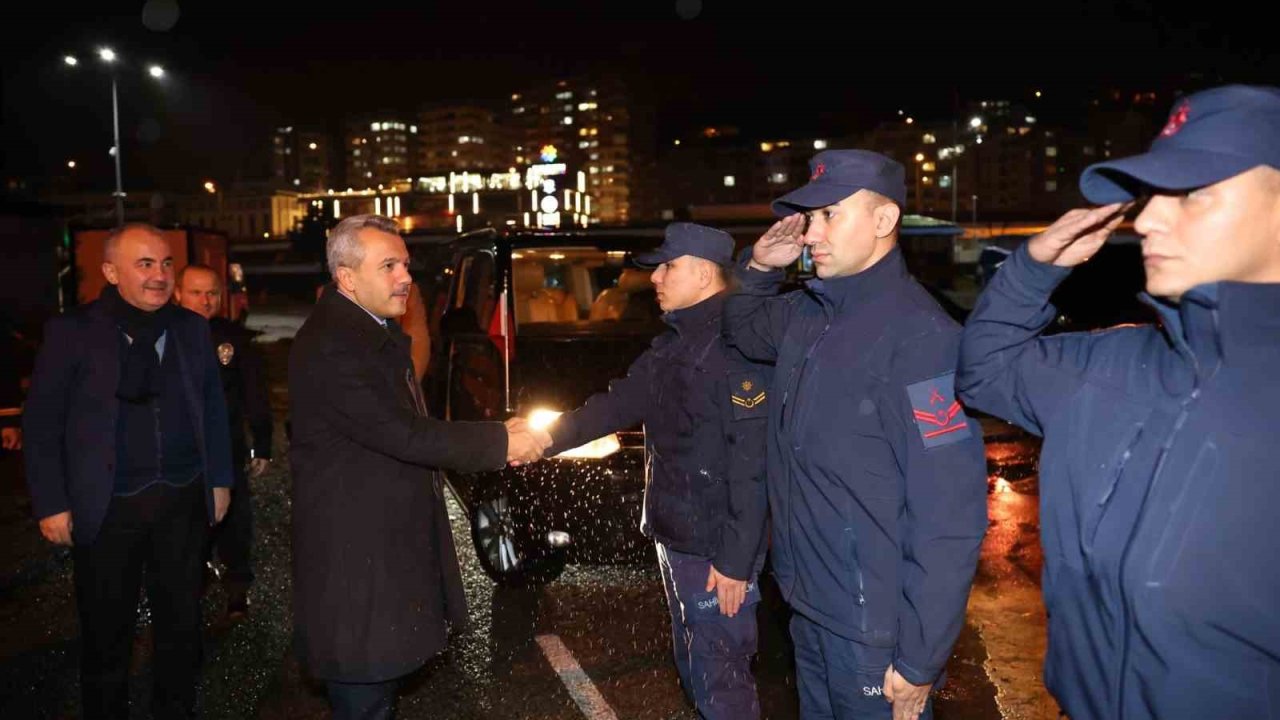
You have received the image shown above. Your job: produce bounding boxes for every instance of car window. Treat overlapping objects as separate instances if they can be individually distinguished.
[511,247,658,325]
[450,250,496,333]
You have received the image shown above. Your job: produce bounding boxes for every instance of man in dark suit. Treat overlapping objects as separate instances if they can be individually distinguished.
[175,263,273,620]
[22,223,234,719]
[289,214,548,720]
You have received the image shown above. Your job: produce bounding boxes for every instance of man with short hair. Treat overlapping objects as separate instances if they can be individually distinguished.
[289,214,549,719]
[543,222,772,719]
[725,150,988,720]
[23,223,233,718]
[958,84,1280,720]
[175,263,272,619]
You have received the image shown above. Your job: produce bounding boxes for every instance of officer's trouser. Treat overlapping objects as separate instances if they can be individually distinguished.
[656,542,761,720]
[790,612,935,720]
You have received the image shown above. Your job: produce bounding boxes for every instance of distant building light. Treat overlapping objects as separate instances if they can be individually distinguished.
[409,125,417,133]
[723,175,736,187]
[923,133,937,144]
[1025,115,1037,124]
[813,139,828,150]
[970,116,983,129]
[308,142,318,150]
[67,160,77,169]
[905,117,914,125]
[760,142,774,152]
[563,116,574,125]
[64,55,78,66]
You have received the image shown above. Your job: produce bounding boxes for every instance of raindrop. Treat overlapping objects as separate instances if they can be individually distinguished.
[675,0,702,20]
[141,0,181,31]
[137,117,162,144]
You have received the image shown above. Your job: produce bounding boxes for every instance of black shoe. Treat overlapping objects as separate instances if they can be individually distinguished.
[227,589,249,621]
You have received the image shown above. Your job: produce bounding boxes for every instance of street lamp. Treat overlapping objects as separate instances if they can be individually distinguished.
[64,47,165,227]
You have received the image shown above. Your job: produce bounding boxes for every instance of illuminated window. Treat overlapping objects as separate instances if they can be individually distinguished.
[723,176,736,187]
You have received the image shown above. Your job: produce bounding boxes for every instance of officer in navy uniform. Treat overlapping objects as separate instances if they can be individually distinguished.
[543,222,772,720]
[724,150,988,720]
[175,263,273,619]
[959,84,1280,720]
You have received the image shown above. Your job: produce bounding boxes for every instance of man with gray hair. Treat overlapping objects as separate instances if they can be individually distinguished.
[288,214,548,719]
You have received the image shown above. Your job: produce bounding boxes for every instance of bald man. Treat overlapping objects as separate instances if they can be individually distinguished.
[176,264,273,620]
[23,223,233,719]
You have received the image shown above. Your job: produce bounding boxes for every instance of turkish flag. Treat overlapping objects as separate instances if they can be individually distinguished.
[486,292,514,362]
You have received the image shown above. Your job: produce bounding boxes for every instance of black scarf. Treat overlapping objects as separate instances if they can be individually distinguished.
[99,284,177,403]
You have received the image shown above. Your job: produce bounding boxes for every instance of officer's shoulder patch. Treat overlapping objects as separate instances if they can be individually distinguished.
[729,370,767,420]
[904,372,972,448]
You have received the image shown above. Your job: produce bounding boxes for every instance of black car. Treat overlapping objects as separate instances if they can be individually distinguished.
[426,227,667,585]
[979,232,1156,334]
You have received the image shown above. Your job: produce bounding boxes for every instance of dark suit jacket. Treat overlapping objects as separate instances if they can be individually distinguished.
[22,295,234,544]
[288,288,507,682]
[210,316,273,462]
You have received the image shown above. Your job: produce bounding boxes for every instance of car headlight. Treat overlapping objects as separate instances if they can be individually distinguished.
[525,407,621,459]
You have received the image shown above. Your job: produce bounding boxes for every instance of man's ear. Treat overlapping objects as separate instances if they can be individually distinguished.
[102,262,119,286]
[875,201,902,239]
[335,266,355,294]
[698,258,716,290]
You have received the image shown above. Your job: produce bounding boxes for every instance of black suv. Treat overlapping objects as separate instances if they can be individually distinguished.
[426,227,667,585]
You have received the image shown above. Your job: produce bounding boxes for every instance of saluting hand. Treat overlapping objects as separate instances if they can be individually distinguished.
[750,214,807,271]
[1026,203,1131,267]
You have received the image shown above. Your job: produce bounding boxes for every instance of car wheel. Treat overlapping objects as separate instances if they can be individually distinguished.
[469,495,565,586]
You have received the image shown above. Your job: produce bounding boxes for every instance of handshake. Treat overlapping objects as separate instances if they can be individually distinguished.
[505,417,554,465]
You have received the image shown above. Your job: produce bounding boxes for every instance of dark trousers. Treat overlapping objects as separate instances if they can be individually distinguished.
[208,460,253,591]
[656,543,761,720]
[72,481,207,720]
[790,613,935,720]
[326,679,398,720]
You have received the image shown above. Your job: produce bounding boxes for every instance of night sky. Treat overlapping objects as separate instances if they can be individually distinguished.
[3,0,1274,193]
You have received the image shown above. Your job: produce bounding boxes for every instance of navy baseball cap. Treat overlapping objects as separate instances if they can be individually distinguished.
[1081,84,1280,204]
[771,149,907,217]
[634,222,735,267]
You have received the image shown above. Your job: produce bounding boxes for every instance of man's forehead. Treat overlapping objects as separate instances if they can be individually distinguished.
[181,268,221,288]
[118,231,171,256]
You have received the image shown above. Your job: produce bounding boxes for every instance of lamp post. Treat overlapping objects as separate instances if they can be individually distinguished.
[64,48,165,227]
